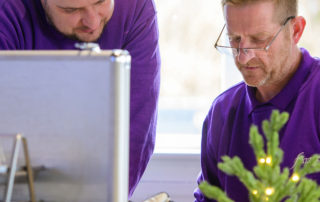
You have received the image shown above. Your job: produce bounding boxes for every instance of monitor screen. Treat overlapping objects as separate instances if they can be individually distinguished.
[0,50,130,202]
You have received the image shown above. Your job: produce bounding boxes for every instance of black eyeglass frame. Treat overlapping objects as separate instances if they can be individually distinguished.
[214,16,296,55]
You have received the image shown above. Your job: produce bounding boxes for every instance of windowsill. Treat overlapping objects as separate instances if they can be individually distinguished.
[154,133,201,155]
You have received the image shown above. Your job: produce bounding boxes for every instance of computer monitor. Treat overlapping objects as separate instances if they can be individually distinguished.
[0,50,130,202]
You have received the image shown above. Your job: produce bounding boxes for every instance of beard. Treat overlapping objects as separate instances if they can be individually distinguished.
[43,5,108,42]
[236,46,291,89]
[236,58,270,87]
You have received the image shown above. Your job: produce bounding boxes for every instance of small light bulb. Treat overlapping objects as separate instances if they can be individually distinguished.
[291,173,300,182]
[252,190,258,195]
[266,156,272,165]
[259,158,266,164]
[265,187,274,196]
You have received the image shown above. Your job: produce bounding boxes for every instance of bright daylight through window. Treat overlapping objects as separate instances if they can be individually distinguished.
[154,0,320,154]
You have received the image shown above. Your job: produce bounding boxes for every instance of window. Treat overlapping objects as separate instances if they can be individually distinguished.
[154,0,320,154]
[153,0,224,154]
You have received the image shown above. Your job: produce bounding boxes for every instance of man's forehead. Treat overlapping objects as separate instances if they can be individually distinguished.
[223,1,276,22]
[224,1,278,32]
[226,19,275,34]
[51,0,104,7]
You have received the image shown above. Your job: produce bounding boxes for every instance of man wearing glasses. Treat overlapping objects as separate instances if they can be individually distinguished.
[195,0,320,201]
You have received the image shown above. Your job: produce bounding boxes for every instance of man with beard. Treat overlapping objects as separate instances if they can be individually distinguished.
[0,0,160,198]
[194,0,320,201]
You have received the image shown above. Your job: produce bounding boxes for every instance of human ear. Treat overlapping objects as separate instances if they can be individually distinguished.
[291,16,306,44]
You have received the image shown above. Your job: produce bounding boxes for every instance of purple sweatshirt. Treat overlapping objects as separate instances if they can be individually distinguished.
[0,0,160,197]
[194,48,320,201]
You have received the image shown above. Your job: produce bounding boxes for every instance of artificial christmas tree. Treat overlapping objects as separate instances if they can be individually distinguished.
[199,110,320,202]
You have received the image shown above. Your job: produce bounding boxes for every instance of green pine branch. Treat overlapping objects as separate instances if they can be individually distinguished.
[199,110,320,202]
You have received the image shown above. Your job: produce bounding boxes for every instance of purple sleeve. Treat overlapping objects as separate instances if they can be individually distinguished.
[122,0,161,197]
[0,32,11,49]
[0,2,18,49]
[0,0,32,49]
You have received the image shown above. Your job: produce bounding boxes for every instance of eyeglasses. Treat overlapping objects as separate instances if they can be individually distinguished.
[214,16,295,57]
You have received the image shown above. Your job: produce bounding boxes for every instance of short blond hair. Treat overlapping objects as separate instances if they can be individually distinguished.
[221,0,297,23]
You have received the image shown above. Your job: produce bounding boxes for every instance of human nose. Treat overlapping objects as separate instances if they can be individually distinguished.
[81,7,100,30]
[235,43,255,65]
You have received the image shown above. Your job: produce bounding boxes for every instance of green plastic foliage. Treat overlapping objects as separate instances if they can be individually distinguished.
[218,156,258,190]
[198,181,234,202]
[249,126,265,160]
[199,110,320,202]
